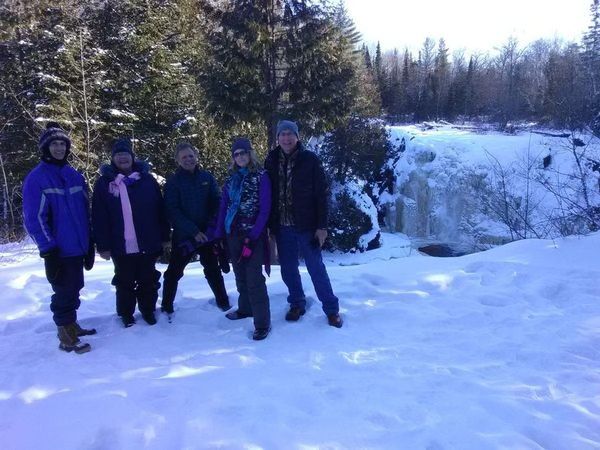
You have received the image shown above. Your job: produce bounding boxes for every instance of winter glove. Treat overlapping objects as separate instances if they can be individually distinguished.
[84,239,95,271]
[238,238,253,262]
[212,240,230,274]
[41,247,61,283]
[177,238,199,257]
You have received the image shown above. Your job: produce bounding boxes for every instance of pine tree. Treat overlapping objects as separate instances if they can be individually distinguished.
[199,0,357,148]
[373,41,387,108]
[464,56,476,117]
[415,37,436,121]
[363,45,373,70]
[332,2,379,116]
[433,38,450,119]
[386,49,402,120]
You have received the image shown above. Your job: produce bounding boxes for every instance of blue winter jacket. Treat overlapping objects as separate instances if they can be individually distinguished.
[22,161,90,257]
[164,166,220,244]
[92,161,170,257]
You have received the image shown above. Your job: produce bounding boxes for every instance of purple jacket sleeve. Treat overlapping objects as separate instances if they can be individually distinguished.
[23,174,56,254]
[214,183,229,240]
[248,172,272,241]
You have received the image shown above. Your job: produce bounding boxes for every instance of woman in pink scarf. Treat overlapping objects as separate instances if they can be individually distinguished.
[92,138,170,327]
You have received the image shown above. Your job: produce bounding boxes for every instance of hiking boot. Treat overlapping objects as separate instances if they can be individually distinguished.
[285,306,305,322]
[225,310,253,320]
[327,313,343,328]
[252,327,271,341]
[142,312,157,325]
[216,298,231,312]
[122,315,136,328]
[72,322,97,336]
[160,305,174,315]
[57,325,91,354]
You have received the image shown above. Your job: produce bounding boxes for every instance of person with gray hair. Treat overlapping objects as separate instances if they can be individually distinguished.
[161,142,230,317]
[92,138,170,327]
[264,120,343,328]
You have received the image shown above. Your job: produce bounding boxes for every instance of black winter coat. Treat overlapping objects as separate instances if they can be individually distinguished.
[92,161,170,257]
[264,143,329,233]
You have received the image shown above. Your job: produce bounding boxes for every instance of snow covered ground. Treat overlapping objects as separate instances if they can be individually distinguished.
[1,232,600,449]
[382,123,600,246]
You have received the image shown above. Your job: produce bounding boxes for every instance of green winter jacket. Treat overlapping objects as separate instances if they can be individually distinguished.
[164,166,220,244]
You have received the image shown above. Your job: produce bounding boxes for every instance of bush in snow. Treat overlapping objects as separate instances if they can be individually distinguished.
[319,117,400,186]
[318,117,400,252]
[326,187,380,253]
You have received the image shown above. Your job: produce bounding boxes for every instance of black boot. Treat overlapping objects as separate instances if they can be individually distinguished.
[285,306,305,322]
[121,315,136,328]
[142,312,157,325]
[57,325,91,354]
[225,310,253,320]
[252,327,271,341]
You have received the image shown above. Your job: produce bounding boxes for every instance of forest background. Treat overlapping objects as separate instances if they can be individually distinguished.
[2,0,600,247]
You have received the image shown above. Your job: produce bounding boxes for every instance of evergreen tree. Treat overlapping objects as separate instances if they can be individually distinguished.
[363,45,373,70]
[463,56,478,117]
[320,117,393,184]
[433,38,450,119]
[415,37,436,120]
[332,2,380,116]
[373,41,387,108]
[386,49,402,120]
[199,0,357,148]
[401,49,415,118]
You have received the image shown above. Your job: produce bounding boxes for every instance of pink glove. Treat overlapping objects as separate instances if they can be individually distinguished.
[238,238,253,262]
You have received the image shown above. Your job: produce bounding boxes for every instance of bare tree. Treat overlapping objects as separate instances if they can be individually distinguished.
[537,133,600,234]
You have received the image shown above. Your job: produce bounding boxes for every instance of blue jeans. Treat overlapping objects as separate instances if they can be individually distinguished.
[276,226,339,315]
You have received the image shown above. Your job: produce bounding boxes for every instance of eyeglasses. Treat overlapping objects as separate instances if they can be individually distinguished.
[233,149,249,158]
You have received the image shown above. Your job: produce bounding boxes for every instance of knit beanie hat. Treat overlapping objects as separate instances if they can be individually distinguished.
[111,138,134,157]
[231,137,253,155]
[276,120,299,138]
[39,122,71,159]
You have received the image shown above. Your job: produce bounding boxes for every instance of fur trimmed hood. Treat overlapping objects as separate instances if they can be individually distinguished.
[99,160,151,180]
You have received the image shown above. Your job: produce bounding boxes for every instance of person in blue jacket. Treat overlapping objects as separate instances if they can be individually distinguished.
[92,138,171,327]
[22,122,96,354]
[161,142,230,316]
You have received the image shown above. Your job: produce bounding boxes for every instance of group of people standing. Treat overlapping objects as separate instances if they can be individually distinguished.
[22,120,342,354]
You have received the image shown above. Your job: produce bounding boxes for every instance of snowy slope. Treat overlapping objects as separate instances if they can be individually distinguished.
[1,233,599,449]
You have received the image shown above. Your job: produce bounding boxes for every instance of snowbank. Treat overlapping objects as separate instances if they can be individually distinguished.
[1,232,599,448]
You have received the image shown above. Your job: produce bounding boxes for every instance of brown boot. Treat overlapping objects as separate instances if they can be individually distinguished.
[72,322,97,336]
[57,324,91,354]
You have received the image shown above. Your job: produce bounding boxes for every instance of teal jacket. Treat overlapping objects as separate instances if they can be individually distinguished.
[164,166,220,244]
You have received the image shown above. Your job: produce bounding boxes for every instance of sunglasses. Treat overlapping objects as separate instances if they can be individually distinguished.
[233,149,250,158]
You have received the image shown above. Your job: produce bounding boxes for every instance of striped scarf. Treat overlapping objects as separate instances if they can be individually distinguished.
[278,148,298,226]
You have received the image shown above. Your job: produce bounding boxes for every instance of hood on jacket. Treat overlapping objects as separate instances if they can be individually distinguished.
[99,160,151,180]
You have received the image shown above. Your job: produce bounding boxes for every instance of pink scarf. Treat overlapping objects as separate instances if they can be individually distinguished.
[109,172,141,254]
